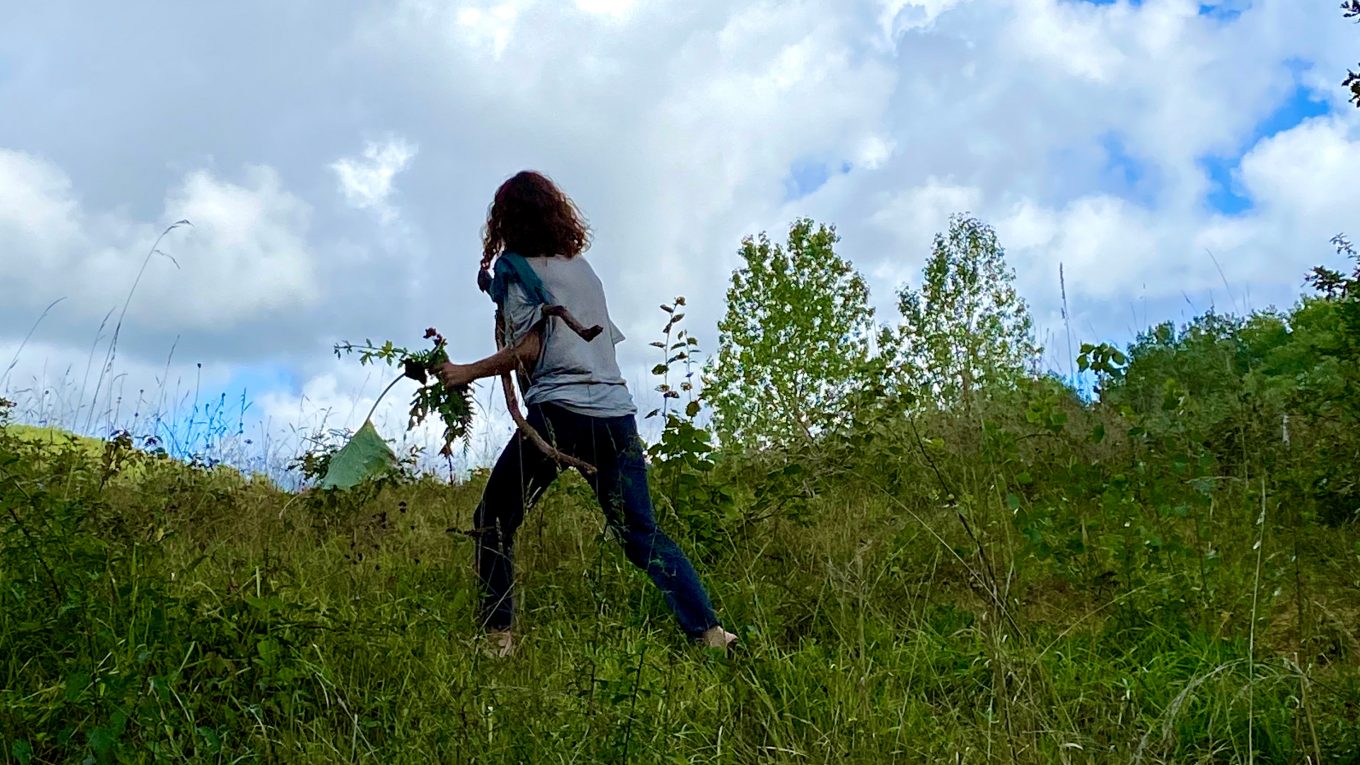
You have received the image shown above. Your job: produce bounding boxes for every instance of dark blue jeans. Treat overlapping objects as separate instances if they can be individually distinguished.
[472,403,720,639]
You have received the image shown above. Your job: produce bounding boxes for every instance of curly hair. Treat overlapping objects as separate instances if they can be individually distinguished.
[480,171,591,272]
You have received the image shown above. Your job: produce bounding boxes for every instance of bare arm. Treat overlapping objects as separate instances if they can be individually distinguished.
[435,328,542,388]
[433,303,603,389]
[431,300,604,473]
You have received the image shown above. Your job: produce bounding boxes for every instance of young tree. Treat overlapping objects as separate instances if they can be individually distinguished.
[886,213,1039,404]
[706,218,877,447]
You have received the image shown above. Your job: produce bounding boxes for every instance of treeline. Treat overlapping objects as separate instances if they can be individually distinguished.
[647,213,1359,531]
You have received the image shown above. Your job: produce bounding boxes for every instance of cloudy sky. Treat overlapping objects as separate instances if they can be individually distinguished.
[1,0,1355,470]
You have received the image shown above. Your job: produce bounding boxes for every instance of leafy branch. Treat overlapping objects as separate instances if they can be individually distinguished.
[334,327,473,456]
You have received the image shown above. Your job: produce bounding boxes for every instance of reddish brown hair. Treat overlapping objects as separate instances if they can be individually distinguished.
[480,171,591,271]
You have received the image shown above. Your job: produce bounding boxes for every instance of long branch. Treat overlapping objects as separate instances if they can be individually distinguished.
[500,371,595,475]
[494,305,598,475]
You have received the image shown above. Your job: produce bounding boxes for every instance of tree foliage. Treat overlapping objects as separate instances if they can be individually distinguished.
[706,219,876,447]
[1345,1,1360,108]
[1089,235,1360,524]
[884,213,1039,404]
[1301,234,1360,420]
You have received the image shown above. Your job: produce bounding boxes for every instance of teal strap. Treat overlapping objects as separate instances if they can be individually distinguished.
[486,252,553,307]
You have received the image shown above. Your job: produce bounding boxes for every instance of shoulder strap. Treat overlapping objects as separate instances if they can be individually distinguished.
[484,252,554,307]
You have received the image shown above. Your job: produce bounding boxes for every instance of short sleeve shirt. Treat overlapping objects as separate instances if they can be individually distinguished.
[500,255,636,418]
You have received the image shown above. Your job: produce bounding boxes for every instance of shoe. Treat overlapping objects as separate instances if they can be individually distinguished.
[484,629,514,658]
[700,626,738,651]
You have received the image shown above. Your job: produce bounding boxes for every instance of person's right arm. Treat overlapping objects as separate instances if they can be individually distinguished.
[434,328,542,389]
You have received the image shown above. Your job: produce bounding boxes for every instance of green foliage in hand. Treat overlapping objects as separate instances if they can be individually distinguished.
[334,327,473,456]
[706,219,877,447]
[884,213,1040,405]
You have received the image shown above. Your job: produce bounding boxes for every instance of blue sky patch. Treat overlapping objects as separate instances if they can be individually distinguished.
[1078,0,1244,20]
[1199,82,1330,215]
[221,362,296,401]
[1098,132,1155,204]
[1077,0,1243,15]
[1254,80,1330,138]
[1200,155,1251,215]
[148,362,296,453]
[1197,3,1244,22]
[784,159,852,201]
[142,388,253,462]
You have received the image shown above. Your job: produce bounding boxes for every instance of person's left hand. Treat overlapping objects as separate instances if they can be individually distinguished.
[433,361,475,389]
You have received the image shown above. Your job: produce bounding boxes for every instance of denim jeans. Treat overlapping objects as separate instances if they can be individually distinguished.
[472,403,720,639]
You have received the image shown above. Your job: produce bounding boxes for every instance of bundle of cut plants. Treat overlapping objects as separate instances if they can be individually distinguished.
[323,327,472,490]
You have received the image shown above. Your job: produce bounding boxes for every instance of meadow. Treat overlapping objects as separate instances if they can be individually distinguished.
[3,222,1360,764]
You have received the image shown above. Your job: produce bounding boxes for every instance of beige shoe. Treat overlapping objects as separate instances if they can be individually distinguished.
[484,629,514,658]
[700,626,738,651]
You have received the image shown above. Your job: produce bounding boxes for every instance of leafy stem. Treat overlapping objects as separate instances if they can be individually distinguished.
[334,327,474,455]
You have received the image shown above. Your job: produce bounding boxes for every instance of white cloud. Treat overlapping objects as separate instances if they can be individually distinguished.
[453,0,531,60]
[997,195,1169,301]
[158,168,318,322]
[330,136,418,223]
[1008,0,1132,84]
[984,112,1360,315]
[3,0,1357,469]
[0,151,318,330]
[879,0,965,37]
[872,178,983,244]
[1237,116,1360,219]
[855,135,896,171]
[574,0,637,21]
[0,150,82,255]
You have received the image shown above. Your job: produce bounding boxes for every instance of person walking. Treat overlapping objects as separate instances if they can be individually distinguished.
[435,170,736,658]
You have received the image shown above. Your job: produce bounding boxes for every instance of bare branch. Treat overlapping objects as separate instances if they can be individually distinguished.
[494,305,598,474]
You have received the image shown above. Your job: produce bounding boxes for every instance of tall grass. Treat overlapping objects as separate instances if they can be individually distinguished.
[2,377,1358,763]
[3,226,1360,763]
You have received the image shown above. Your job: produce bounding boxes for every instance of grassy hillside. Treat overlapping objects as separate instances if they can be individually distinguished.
[5,241,1360,763]
[7,424,106,456]
[2,381,1358,764]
